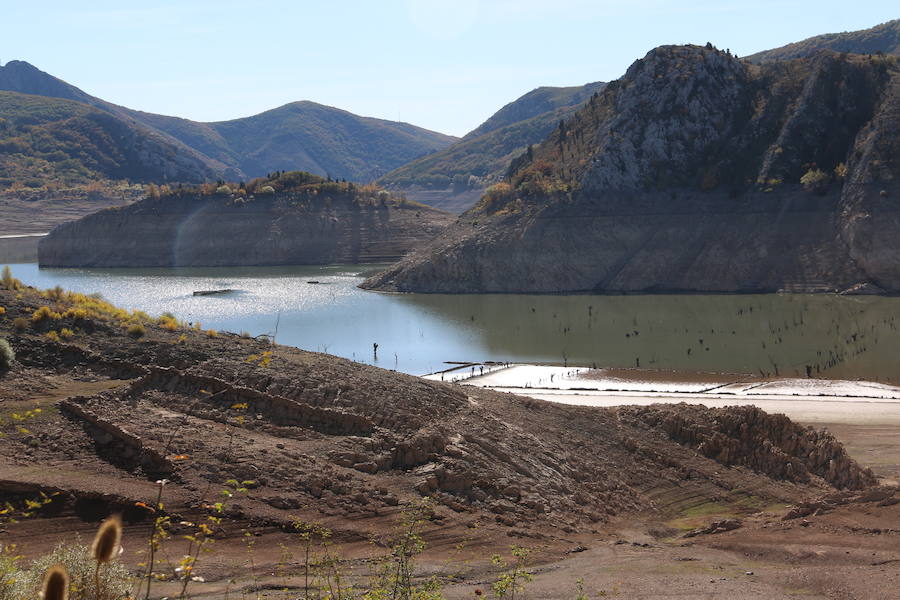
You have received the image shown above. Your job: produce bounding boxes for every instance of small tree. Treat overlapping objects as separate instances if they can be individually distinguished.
[800,168,830,195]
[1,265,22,290]
[0,338,14,371]
[834,162,848,181]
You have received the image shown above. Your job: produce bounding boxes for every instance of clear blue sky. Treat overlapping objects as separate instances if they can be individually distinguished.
[3,1,897,137]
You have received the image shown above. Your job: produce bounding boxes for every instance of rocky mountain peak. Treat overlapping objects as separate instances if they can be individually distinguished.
[578,45,750,193]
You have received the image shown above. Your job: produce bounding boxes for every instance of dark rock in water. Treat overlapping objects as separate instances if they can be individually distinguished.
[193,289,234,296]
[363,46,900,294]
[839,282,885,295]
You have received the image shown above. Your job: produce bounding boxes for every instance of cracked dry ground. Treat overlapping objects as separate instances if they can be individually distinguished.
[1,286,898,599]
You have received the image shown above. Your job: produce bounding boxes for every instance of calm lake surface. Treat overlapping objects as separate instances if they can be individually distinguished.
[5,262,900,380]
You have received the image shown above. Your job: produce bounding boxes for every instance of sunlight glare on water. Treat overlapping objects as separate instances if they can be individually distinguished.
[7,263,900,382]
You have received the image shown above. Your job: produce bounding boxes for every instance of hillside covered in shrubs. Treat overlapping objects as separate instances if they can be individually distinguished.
[378,82,605,195]
[747,18,899,63]
[0,60,457,191]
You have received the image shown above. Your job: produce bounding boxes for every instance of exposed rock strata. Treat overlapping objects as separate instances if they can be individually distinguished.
[39,188,453,267]
[59,398,175,478]
[621,404,877,490]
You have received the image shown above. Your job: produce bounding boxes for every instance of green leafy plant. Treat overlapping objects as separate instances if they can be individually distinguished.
[363,499,444,600]
[490,546,533,600]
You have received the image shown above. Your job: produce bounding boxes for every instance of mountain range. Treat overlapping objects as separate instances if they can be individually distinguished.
[0,60,457,187]
[377,81,606,192]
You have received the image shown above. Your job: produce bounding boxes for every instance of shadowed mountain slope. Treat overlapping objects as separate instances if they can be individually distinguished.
[377,82,605,212]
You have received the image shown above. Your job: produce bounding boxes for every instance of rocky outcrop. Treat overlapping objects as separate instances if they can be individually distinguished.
[60,397,175,478]
[622,404,877,490]
[364,47,900,294]
[131,366,375,436]
[39,184,454,267]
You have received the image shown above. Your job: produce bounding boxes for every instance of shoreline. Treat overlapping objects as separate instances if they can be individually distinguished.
[423,363,900,424]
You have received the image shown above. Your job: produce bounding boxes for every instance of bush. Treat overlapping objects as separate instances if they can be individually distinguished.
[206,329,218,338]
[12,317,28,333]
[126,323,146,338]
[0,338,14,371]
[19,543,131,600]
[800,168,830,194]
[215,184,232,196]
[0,307,6,316]
[59,328,74,339]
[158,317,178,331]
[31,306,60,324]
[258,185,276,195]
[478,182,516,213]
[1,266,22,291]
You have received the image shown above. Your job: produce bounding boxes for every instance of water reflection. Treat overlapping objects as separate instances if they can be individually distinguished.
[5,263,899,381]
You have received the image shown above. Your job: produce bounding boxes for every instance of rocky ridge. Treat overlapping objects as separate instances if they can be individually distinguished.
[364,46,900,294]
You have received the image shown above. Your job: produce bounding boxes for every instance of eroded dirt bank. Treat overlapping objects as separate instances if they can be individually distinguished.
[1,283,898,598]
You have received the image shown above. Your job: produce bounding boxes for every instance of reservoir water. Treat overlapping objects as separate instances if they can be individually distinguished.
[4,262,900,381]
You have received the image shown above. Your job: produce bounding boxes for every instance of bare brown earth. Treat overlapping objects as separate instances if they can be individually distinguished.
[0,189,142,236]
[1,285,898,599]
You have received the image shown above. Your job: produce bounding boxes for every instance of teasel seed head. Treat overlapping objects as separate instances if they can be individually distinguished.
[91,514,123,564]
[41,564,69,600]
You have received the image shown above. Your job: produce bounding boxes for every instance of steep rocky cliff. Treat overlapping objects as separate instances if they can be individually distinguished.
[364,46,900,293]
[38,172,454,267]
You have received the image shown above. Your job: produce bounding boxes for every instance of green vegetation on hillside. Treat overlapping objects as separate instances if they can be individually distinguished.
[0,91,215,189]
[465,83,605,140]
[206,101,457,182]
[148,169,431,211]
[378,82,604,191]
[0,60,458,189]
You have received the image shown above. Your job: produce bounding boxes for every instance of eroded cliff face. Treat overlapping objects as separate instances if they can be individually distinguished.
[39,190,454,268]
[364,47,900,293]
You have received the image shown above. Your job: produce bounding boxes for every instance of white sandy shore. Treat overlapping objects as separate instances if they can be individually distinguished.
[423,364,900,425]
[0,233,48,239]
